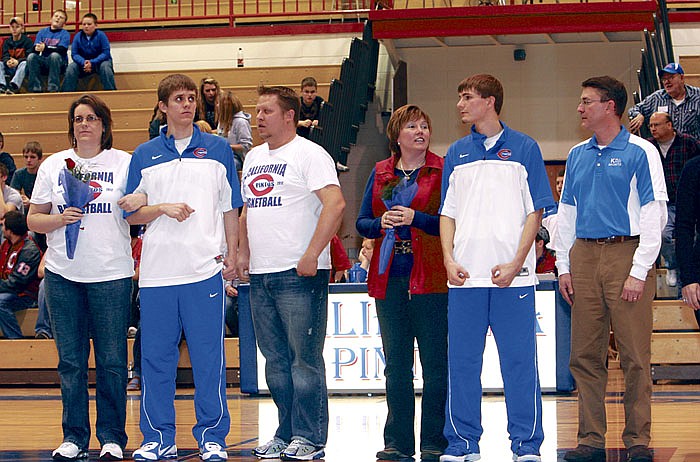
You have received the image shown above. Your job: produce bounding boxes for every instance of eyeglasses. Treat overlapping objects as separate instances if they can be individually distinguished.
[661,74,679,83]
[72,115,100,124]
[578,99,609,106]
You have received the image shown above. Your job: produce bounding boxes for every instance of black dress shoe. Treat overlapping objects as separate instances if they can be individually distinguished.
[627,446,652,462]
[563,445,606,462]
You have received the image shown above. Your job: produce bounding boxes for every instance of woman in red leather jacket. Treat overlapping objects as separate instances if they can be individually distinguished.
[356,104,448,462]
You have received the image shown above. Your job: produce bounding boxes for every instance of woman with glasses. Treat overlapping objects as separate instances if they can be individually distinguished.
[28,94,145,462]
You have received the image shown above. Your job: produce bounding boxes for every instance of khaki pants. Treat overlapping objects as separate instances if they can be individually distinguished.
[569,239,655,449]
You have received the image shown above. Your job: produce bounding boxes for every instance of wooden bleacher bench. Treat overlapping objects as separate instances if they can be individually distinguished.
[651,299,700,381]
[0,336,241,386]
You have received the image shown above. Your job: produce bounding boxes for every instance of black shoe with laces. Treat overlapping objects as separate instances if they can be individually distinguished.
[627,446,652,462]
[563,445,606,462]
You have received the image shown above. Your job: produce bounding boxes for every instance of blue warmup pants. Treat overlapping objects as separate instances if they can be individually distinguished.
[138,273,230,448]
[444,286,544,455]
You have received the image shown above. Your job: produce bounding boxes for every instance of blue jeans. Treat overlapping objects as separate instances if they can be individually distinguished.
[660,203,676,270]
[250,269,330,446]
[27,52,66,92]
[0,61,27,89]
[61,60,116,92]
[35,279,53,337]
[0,292,37,338]
[375,277,448,456]
[45,270,131,449]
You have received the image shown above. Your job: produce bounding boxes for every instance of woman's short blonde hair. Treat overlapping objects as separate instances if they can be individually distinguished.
[386,104,432,157]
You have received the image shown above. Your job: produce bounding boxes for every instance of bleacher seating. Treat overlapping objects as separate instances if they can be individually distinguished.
[0,64,338,164]
[310,21,380,167]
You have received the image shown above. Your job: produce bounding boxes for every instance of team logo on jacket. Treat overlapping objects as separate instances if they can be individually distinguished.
[497,149,512,160]
[193,147,207,158]
[249,174,275,197]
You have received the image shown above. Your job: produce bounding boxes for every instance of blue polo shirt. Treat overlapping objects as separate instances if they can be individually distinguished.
[561,126,668,239]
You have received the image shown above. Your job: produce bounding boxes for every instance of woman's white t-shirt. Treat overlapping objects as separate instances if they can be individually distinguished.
[31,148,135,283]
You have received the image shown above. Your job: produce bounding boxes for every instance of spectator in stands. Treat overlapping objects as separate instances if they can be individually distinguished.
[556,76,667,462]
[358,237,374,273]
[0,163,23,216]
[629,63,700,140]
[555,169,565,200]
[0,132,17,184]
[675,155,700,328]
[0,16,33,95]
[125,74,241,462]
[330,234,351,282]
[356,104,447,462]
[28,94,140,461]
[26,9,70,93]
[0,211,42,339]
[296,76,323,139]
[11,141,43,212]
[217,90,252,171]
[239,85,344,461]
[61,13,116,92]
[535,226,556,274]
[197,76,220,130]
[440,75,552,462]
[148,104,166,140]
[195,119,213,134]
[542,168,565,249]
[647,111,700,288]
[34,253,52,339]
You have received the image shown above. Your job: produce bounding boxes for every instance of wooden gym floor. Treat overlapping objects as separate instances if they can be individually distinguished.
[1,369,699,462]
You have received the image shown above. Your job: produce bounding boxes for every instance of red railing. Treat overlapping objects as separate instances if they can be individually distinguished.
[0,0,373,30]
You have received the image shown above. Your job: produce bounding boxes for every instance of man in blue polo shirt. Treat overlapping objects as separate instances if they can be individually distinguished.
[556,76,667,462]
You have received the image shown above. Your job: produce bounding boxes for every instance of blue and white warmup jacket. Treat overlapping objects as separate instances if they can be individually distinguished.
[554,127,668,280]
[125,125,243,288]
[440,122,555,288]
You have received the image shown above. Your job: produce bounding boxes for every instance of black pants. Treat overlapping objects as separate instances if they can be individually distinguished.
[376,276,448,456]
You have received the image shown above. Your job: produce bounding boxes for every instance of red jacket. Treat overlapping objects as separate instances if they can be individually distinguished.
[367,151,447,299]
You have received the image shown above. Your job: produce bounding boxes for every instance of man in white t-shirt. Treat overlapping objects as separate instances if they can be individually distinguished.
[237,86,345,461]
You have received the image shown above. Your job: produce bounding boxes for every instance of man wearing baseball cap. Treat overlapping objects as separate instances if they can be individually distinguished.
[0,17,33,94]
[629,62,700,139]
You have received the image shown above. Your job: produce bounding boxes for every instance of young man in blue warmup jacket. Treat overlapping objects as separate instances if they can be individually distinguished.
[62,13,116,92]
[439,74,553,462]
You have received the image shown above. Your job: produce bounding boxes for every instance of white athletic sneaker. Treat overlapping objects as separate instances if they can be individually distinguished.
[132,442,178,461]
[280,439,325,460]
[52,442,88,461]
[439,454,481,462]
[99,443,123,461]
[253,438,289,459]
[513,454,541,462]
[200,442,228,461]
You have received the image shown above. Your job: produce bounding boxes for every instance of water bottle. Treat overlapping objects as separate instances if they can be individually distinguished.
[348,262,362,283]
[237,48,244,68]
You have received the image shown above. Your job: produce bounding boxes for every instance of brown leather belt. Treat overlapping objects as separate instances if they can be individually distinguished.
[580,235,640,244]
[394,240,413,255]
